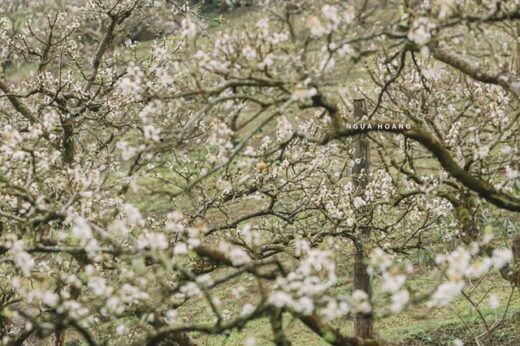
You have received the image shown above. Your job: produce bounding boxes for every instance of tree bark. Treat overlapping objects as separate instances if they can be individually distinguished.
[515,24,520,75]
[61,120,75,165]
[352,99,374,340]
[270,308,291,346]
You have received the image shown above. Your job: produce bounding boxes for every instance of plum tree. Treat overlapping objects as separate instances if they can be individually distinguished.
[0,1,519,345]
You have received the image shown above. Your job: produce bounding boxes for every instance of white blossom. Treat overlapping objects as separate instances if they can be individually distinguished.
[488,294,500,309]
[491,248,513,269]
[229,248,251,266]
[429,281,464,307]
[408,18,436,46]
[72,216,93,244]
[390,290,409,313]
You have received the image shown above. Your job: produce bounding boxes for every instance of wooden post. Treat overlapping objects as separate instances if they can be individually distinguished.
[515,24,520,75]
[352,98,374,340]
[270,308,292,346]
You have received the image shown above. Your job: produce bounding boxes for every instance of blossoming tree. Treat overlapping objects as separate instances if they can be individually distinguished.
[0,0,519,345]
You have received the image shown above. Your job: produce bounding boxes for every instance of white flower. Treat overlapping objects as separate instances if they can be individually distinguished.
[244,336,256,346]
[180,19,197,38]
[505,166,520,180]
[258,55,274,69]
[0,17,11,30]
[481,233,494,245]
[337,44,355,57]
[61,300,89,319]
[443,247,471,280]
[352,196,366,209]
[88,277,110,297]
[420,46,430,63]
[117,65,144,96]
[137,233,169,251]
[229,248,251,266]
[491,248,513,269]
[321,299,350,321]
[269,291,292,308]
[12,151,26,160]
[350,289,371,313]
[72,216,93,244]
[164,309,178,325]
[306,16,327,37]
[488,294,500,309]
[439,0,456,20]
[106,297,124,314]
[502,145,512,154]
[242,46,257,60]
[474,145,490,160]
[173,242,189,255]
[291,88,317,101]
[381,273,407,293]
[429,281,464,307]
[85,239,100,255]
[108,220,130,238]
[344,6,355,23]
[408,18,436,46]
[116,325,127,335]
[369,248,392,273]
[116,141,138,161]
[143,125,161,141]
[464,258,493,279]
[195,274,214,287]
[168,211,184,221]
[123,204,143,224]
[453,338,464,346]
[276,116,294,141]
[240,303,255,317]
[295,296,314,316]
[120,284,150,303]
[180,282,201,297]
[12,248,35,277]
[256,18,269,31]
[390,290,409,313]
[216,179,233,194]
[511,81,520,96]
[295,239,311,257]
[322,5,340,25]
[42,291,59,308]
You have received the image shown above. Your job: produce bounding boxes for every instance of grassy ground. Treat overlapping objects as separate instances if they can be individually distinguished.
[159,242,520,346]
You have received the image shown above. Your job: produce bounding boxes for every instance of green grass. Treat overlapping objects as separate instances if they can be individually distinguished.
[164,243,520,346]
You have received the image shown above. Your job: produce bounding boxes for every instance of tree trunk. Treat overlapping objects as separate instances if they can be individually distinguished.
[515,24,520,75]
[61,119,75,165]
[270,307,291,346]
[352,98,374,340]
